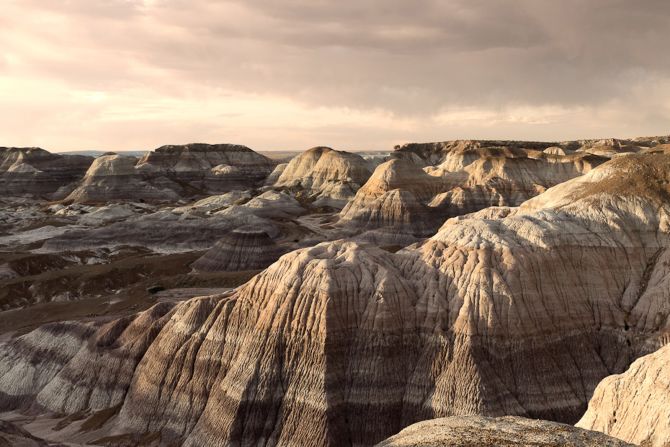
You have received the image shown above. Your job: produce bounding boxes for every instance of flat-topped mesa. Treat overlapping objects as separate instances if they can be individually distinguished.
[273,146,372,208]
[65,153,180,204]
[2,153,670,446]
[577,343,670,447]
[0,147,93,198]
[192,228,285,272]
[376,416,634,447]
[136,143,275,194]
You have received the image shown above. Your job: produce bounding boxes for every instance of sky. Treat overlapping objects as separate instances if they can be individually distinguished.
[1,0,669,152]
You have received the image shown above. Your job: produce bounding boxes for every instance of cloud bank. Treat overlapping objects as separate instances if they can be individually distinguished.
[1,0,669,151]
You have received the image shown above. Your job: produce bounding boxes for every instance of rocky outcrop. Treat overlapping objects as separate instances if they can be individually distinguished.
[136,143,274,194]
[577,343,670,447]
[376,416,634,447]
[338,158,444,236]
[274,147,372,208]
[340,140,609,237]
[192,228,285,272]
[65,154,179,204]
[63,144,274,203]
[1,153,669,446]
[0,147,92,198]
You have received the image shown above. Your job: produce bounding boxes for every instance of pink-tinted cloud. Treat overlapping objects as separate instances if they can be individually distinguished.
[1,0,669,151]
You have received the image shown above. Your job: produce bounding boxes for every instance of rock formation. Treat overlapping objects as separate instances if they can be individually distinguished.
[65,153,179,204]
[192,228,285,272]
[2,148,670,447]
[376,416,634,447]
[63,144,274,203]
[577,343,670,447]
[339,158,444,236]
[136,143,274,194]
[0,147,92,198]
[274,147,372,208]
[340,140,611,237]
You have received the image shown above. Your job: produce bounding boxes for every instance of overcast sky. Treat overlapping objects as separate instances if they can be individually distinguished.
[1,0,669,151]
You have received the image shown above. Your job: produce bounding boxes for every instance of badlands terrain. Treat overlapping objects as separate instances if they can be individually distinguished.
[0,137,669,446]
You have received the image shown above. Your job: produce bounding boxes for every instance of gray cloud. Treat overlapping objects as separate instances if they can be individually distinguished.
[1,0,669,150]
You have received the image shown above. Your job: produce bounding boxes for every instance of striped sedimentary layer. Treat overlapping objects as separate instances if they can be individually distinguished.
[192,228,285,272]
[274,147,372,208]
[1,154,669,446]
[0,147,92,198]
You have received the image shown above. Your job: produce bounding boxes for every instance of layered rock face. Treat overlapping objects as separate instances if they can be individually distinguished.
[2,153,669,446]
[0,147,92,198]
[376,416,634,447]
[136,143,275,194]
[340,140,610,238]
[274,146,372,208]
[65,153,180,203]
[577,343,670,447]
[192,228,285,272]
[339,158,444,236]
[63,144,275,203]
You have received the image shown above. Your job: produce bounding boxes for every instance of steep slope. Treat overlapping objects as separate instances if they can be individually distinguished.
[1,153,669,446]
[376,416,634,447]
[577,343,670,447]
[340,140,609,237]
[65,154,179,204]
[136,143,274,194]
[274,147,371,208]
[0,147,92,198]
[192,228,285,272]
[338,158,444,236]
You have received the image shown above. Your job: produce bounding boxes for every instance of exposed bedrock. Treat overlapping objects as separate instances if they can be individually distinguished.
[274,146,372,208]
[0,147,93,198]
[136,143,275,194]
[63,144,275,203]
[375,416,634,446]
[191,227,285,272]
[339,140,612,237]
[65,153,180,204]
[577,343,670,447]
[0,154,669,446]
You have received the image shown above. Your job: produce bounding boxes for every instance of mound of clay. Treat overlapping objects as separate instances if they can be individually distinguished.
[136,143,274,194]
[577,343,670,447]
[66,154,179,203]
[0,147,92,198]
[274,147,371,207]
[339,158,443,235]
[192,228,284,272]
[376,416,633,446]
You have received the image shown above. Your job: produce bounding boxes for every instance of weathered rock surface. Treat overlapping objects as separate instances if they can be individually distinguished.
[274,147,372,208]
[192,228,285,272]
[0,147,92,198]
[0,420,54,446]
[577,343,670,447]
[136,143,274,194]
[2,151,670,447]
[63,144,274,203]
[340,140,612,237]
[65,154,179,204]
[376,416,634,447]
[339,158,443,236]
